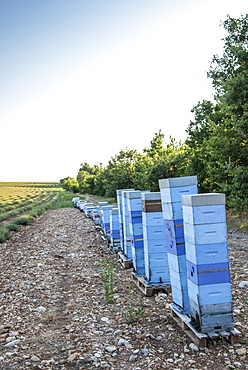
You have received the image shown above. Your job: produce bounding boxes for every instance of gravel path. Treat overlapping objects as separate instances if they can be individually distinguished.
[0,207,247,369]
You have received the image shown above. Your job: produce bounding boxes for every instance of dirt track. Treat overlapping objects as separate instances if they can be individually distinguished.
[0,207,247,369]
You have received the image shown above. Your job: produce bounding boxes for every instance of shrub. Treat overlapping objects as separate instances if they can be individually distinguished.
[12,215,33,225]
[0,227,10,243]
[6,223,20,232]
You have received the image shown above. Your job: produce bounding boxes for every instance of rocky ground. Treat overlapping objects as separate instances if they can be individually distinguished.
[0,207,247,370]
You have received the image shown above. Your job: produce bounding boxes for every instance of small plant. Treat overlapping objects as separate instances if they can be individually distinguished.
[100,258,114,303]
[124,299,144,324]
[0,226,10,243]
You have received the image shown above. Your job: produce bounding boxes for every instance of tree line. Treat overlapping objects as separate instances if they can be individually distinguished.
[60,15,248,210]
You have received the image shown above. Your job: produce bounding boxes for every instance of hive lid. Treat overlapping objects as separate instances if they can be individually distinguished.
[141,192,161,201]
[126,190,150,199]
[182,193,226,206]
[116,188,135,196]
[159,176,197,188]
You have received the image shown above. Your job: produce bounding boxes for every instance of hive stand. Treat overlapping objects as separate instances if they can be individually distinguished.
[118,251,133,269]
[132,272,171,297]
[170,304,241,349]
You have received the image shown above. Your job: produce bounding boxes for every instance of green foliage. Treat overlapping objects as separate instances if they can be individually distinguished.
[51,191,78,209]
[184,14,248,208]
[76,163,102,194]
[60,177,79,193]
[12,215,33,225]
[124,299,144,324]
[146,137,188,191]
[100,258,114,303]
[6,223,20,232]
[0,226,11,243]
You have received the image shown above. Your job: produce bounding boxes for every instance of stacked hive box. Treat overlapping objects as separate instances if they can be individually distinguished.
[159,176,198,314]
[92,207,101,226]
[95,202,107,228]
[110,208,121,250]
[142,192,170,285]
[122,191,135,260]
[100,205,115,239]
[126,190,149,276]
[72,197,80,207]
[182,193,234,332]
[78,200,87,212]
[116,189,135,252]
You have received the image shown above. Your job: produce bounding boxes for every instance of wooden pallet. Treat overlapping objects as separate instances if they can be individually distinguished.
[132,273,171,297]
[118,252,133,269]
[170,304,241,349]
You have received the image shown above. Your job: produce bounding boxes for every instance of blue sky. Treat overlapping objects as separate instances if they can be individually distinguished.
[0,0,247,182]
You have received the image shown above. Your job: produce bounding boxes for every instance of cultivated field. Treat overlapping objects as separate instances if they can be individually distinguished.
[0,182,67,242]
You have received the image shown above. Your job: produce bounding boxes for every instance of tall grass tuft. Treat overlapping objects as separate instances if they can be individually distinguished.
[100,257,114,303]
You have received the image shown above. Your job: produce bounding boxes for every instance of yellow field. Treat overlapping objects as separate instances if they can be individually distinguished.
[0,182,62,205]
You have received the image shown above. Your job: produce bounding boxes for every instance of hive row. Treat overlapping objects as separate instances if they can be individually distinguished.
[72,175,234,336]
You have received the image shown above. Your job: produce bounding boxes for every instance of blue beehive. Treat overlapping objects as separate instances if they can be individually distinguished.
[142,192,170,285]
[182,193,234,332]
[116,189,135,252]
[126,190,150,276]
[159,176,198,314]
[121,190,137,259]
[110,208,121,250]
[97,202,108,229]
[72,197,80,207]
[100,205,115,238]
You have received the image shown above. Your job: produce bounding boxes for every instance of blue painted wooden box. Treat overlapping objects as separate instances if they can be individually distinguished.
[142,212,164,226]
[126,190,150,275]
[116,189,135,252]
[159,176,198,314]
[142,192,170,285]
[182,193,234,332]
[110,208,121,248]
[185,241,229,265]
[100,205,115,237]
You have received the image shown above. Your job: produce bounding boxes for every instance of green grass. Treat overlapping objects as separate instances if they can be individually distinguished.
[51,192,78,209]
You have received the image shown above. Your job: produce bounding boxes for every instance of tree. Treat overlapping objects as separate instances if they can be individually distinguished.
[143,130,166,159]
[77,163,101,194]
[102,149,137,197]
[60,177,79,193]
[146,137,187,191]
[185,14,248,208]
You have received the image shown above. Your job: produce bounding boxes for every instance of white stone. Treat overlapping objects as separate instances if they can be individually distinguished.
[233,362,242,367]
[238,281,248,288]
[37,306,46,313]
[189,343,199,351]
[105,346,117,353]
[5,340,20,347]
[117,338,126,346]
[129,354,136,362]
[6,337,16,343]
[101,317,109,323]
[236,348,246,356]
[31,355,40,362]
